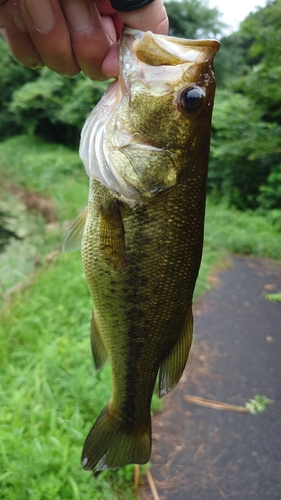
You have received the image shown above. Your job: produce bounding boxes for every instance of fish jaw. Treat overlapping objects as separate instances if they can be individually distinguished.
[79,30,220,206]
[121,28,220,82]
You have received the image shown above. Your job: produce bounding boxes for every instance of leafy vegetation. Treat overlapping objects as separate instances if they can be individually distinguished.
[0,37,106,147]
[0,135,87,221]
[209,89,281,210]
[0,135,88,296]
[209,0,281,210]
[165,0,224,39]
[245,395,274,415]
[264,293,281,303]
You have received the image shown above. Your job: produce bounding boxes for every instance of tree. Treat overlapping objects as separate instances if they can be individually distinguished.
[236,0,281,124]
[0,37,106,146]
[9,68,106,146]
[209,90,281,210]
[165,0,224,39]
[209,0,281,210]
[0,38,38,138]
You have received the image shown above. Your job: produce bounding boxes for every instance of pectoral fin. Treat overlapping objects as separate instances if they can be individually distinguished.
[91,312,108,371]
[159,307,193,397]
[99,202,126,271]
[62,207,88,252]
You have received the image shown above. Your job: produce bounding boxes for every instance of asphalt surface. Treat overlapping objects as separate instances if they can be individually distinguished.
[142,255,281,500]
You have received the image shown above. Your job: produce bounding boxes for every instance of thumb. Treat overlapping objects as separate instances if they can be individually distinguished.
[118,0,168,35]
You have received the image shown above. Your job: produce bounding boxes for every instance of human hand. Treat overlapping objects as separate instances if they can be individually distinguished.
[0,0,168,80]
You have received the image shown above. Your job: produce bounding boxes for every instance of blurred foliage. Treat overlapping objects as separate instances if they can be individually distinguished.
[209,89,281,209]
[165,0,224,38]
[257,164,281,210]
[0,36,106,146]
[264,292,281,303]
[0,38,38,137]
[204,202,281,260]
[0,135,88,295]
[209,0,281,211]
[245,395,273,415]
[237,0,281,125]
[0,135,81,188]
[9,69,107,146]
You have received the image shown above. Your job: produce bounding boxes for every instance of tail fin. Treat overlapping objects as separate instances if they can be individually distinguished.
[81,405,151,473]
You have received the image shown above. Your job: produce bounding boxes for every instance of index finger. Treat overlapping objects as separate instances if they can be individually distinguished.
[18,0,80,75]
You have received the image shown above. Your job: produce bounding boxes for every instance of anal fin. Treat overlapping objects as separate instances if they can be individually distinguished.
[91,311,108,370]
[159,306,193,397]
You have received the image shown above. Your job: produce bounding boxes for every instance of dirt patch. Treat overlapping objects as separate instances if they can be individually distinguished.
[9,185,58,223]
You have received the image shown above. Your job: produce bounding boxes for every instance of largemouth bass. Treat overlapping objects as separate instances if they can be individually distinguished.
[64,28,219,473]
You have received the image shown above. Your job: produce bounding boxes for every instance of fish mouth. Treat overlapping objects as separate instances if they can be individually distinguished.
[121,27,220,70]
[119,29,220,98]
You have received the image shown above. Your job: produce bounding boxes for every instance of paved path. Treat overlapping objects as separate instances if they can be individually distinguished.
[142,255,281,500]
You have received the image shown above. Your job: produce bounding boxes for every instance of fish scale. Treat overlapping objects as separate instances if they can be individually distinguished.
[81,175,206,465]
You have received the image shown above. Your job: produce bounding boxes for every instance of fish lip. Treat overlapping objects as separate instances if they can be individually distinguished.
[122,28,220,68]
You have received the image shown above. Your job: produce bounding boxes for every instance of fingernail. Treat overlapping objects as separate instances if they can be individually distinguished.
[12,9,27,33]
[62,0,90,32]
[25,0,54,32]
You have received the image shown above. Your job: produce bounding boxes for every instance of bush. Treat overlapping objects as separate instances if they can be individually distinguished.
[9,69,107,146]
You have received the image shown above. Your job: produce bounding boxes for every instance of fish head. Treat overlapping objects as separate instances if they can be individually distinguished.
[80,30,220,204]
[120,29,220,147]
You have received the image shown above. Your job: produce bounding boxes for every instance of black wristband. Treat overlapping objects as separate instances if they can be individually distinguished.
[110,0,155,12]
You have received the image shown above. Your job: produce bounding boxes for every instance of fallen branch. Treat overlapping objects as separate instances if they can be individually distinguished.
[134,464,140,498]
[208,472,228,499]
[184,394,249,413]
[145,465,160,500]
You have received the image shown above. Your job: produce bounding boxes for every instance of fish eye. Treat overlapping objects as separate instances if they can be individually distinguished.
[180,86,204,112]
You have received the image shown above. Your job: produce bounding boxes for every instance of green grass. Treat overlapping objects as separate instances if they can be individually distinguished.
[264,292,281,303]
[204,203,281,261]
[0,135,88,221]
[0,135,89,297]
[194,203,281,298]
[1,134,281,499]
[0,252,138,499]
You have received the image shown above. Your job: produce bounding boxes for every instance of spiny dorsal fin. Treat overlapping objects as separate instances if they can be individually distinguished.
[158,306,193,397]
[62,207,88,252]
